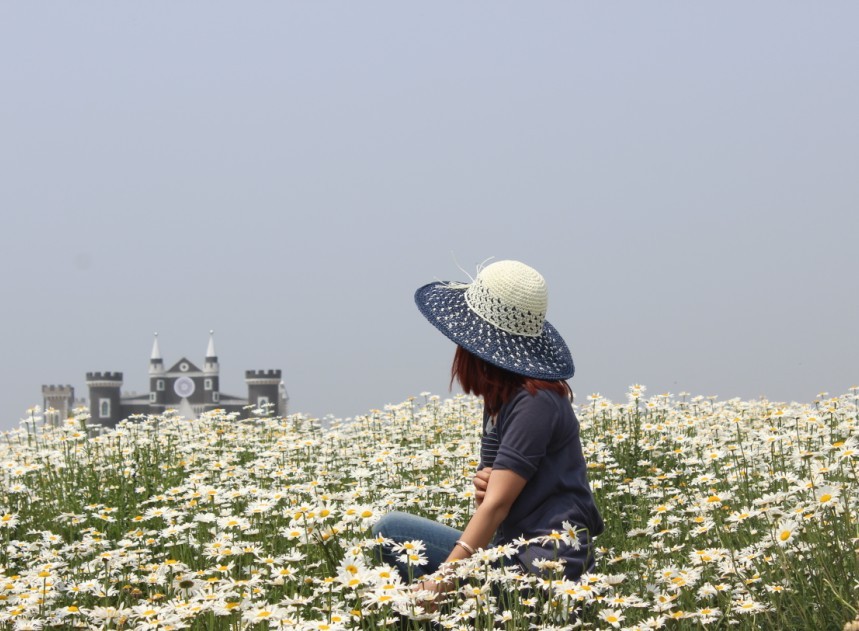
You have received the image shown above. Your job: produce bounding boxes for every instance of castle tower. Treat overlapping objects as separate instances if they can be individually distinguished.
[148,333,167,412]
[41,385,75,426]
[203,331,221,406]
[279,380,290,416]
[86,372,123,427]
[246,370,282,416]
[149,333,164,375]
[204,330,218,374]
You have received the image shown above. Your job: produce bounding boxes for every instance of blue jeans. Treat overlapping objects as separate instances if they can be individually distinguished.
[373,511,595,583]
[372,511,462,582]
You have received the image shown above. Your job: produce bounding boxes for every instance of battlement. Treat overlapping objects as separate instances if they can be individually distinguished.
[245,369,281,379]
[42,384,74,392]
[86,371,124,382]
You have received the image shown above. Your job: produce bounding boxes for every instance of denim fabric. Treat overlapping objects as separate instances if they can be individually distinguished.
[372,511,462,581]
[373,511,596,588]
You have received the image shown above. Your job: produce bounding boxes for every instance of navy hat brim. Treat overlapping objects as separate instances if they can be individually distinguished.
[415,282,574,380]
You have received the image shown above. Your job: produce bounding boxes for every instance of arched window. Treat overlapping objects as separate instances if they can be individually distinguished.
[99,398,111,418]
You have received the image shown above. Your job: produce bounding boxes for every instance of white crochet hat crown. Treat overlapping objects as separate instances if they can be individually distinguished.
[415,260,573,380]
[464,260,548,337]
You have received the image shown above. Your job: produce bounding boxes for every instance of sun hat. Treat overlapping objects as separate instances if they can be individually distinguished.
[414,260,574,380]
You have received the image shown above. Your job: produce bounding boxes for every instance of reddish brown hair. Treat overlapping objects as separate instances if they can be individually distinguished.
[450,345,572,416]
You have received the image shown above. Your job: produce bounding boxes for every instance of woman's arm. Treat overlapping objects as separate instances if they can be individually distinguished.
[415,468,526,598]
[448,468,527,563]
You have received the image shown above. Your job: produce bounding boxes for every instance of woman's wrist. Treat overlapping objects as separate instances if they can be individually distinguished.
[454,539,475,555]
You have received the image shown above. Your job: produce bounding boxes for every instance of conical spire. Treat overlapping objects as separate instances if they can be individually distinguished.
[149,332,165,375]
[206,330,216,359]
[204,330,219,375]
[150,332,162,361]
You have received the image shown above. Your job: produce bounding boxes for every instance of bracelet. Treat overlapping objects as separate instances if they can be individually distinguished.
[455,539,475,555]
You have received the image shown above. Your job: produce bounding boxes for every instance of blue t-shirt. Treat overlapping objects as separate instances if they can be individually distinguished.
[480,387,604,578]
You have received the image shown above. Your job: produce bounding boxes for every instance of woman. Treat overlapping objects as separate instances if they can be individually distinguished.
[373,260,604,589]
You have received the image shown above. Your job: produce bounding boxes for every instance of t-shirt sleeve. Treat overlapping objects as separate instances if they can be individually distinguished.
[492,391,560,480]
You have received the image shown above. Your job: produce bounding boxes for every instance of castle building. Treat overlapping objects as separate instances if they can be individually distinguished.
[42,332,288,427]
[41,384,83,426]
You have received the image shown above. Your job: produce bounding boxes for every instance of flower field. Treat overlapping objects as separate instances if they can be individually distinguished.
[1,387,857,630]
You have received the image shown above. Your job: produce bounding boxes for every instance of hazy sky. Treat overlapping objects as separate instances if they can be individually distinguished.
[2,2,857,430]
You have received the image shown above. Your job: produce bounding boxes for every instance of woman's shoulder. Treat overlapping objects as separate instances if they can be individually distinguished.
[509,385,571,405]
[501,386,572,423]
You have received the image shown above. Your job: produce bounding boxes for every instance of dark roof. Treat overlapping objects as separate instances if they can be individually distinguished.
[165,357,203,373]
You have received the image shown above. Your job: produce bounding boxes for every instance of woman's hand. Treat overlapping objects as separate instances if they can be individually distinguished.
[472,467,492,507]
[411,576,452,613]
